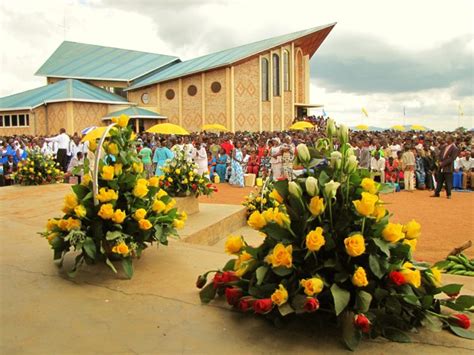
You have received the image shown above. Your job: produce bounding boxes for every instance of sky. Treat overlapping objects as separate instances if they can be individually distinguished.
[0,0,473,130]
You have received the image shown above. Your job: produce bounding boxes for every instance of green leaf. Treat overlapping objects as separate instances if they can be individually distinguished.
[385,296,402,314]
[105,231,123,240]
[199,282,217,303]
[432,259,450,270]
[318,170,330,186]
[449,325,474,340]
[341,310,361,351]
[355,290,372,313]
[122,257,133,279]
[83,237,97,260]
[272,266,293,277]
[369,254,384,279]
[331,284,351,316]
[421,313,443,332]
[383,327,411,343]
[262,223,292,242]
[374,287,389,301]
[105,257,118,273]
[373,238,391,257]
[402,295,420,306]
[222,259,236,271]
[455,295,474,310]
[437,284,463,296]
[273,180,289,199]
[71,184,90,200]
[256,266,268,286]
[278,302,295,316]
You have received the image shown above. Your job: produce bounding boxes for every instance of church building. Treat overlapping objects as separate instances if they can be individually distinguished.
[0,23,335,135]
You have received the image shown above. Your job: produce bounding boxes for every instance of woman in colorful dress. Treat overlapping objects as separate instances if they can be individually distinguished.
[215,148,228,182]
[270,138,282,180]
[229,142,244,187]
[281,136,295,180]
[152,140,174,177]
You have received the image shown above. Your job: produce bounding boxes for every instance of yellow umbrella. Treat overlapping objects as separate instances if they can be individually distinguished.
[201,123,229,132]
[289,121,314,130]
[391,125,405,131]
[81,126,109,142]
[411,124,426,131]
[147,123,189,135]
[355,124,369,131]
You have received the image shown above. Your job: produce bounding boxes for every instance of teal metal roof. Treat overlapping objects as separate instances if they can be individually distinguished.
[128,23,336,90]
[103,106,166,120]
[0,79,130,111]
[36,41,180,82]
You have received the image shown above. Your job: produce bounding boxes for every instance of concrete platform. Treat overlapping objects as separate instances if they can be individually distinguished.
[1,184,474,354]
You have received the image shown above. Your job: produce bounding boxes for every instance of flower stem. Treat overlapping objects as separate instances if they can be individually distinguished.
[328,198,334,232]
[361,217,366,235]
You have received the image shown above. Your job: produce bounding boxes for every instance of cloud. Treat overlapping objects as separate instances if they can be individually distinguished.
[311,33,473,98]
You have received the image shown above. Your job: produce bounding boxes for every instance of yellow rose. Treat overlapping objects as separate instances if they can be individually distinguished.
[353,192,378,217]
[152,200,166,213]
[269,189,284,203]
[247,210,267,230]
[115,114,130,128]
[133,183,149,198]
[137,178,149,186]
[81,174,92,186]
[168,177,173,183]
[403,238,417,251]
[107,143,119,155]
[403,219,421,240]
[58,219,69,231]
[401,264,421,288]
[66,217,81,231]
[133,208,147,221]
[262,208,290,227]
[179,212,187,221]
[164,199,176,212]
[271,284,288,306]
[224,235,244,254]
[156,189,168,199]
[98,203,114,220]
[372,203,386,221]
[175,168,181,175]
[46,219,58,231]
[138,219,153,230]
[112,242,129,255]
[148,176,159,187]
[361,178,378,194]
[182,178,188,184]
[306,227,326,252]
[234,251,253,276]
[265,243,292,268]
[429,267,442,287]
[344,234,366,257]
[47,232,59,245]
[97,187,119,202]
[29,167,34,173]
[114,163,123,176]
[74,205,87,218]
[112,209,126,224]
[173,219,185,229]
[300,277,324,296]
[63,193,78,212]
[133,162,144,173]
[352,267,369,287]
[382,223,405,243]
[308,196,325,217]
[101,165,115,181]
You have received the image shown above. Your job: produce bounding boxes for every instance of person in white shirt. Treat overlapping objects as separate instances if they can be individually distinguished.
[45,128,70,171]
[460,151,474,189]
[370,151,386,183]
[389,141,401,159]
[194,141,208,177]
[66,152,84,184]
[183,136,195,162]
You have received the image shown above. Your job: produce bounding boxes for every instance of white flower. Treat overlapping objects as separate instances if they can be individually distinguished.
[326,118,336,138]
[338,124,349,144]
[345,155,359,174]
[324,180,341,199]
[288,181,303,199]
[330,151,342,169]
[305,176,319,197]
[296,143,311,163]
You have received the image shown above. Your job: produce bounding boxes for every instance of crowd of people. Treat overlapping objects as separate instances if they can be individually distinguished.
[1,117,473,197]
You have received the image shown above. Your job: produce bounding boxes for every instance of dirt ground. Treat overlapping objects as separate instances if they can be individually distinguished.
[200,184,474,263]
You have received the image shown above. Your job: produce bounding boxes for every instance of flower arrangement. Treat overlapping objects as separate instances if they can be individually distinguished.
[242,181,283,216]
[40,115,186,278]
[197,119,473,349]
[161,149,217,197]
[14,150,64,185]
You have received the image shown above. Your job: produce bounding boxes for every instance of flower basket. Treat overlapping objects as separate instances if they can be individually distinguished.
[14,150,64,185]
[40,115,186,278]
[197,119,473,349]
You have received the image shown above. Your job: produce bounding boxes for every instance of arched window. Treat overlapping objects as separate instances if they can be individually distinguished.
[272,53,280,96]
[261,58,269,101]
[283,50,290,91]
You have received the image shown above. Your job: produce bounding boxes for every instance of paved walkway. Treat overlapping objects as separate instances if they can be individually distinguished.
[0,184,473,354]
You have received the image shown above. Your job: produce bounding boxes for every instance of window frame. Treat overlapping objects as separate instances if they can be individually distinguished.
[261,57,269,101]
[283,49,290,91]
[272,53,280,97]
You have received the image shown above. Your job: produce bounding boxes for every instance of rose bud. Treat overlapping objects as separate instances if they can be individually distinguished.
[289,181,303,199]
[196,274,207,289]
[303,297,320,312]
[220,271,239,284]
[225,287,243,306]
[296,143,311,163]
[450,314,471,329]
[388,271,406,286]
[238,298,252,312]
[305,176,319,197]
[354,314,371,333]
[213,273,223,289]
[253,298,273,314]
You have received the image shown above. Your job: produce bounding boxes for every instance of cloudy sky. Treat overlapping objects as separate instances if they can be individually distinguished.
[1,0,473,130]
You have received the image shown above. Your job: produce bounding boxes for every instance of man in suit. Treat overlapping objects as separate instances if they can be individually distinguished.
[431,136,459,199]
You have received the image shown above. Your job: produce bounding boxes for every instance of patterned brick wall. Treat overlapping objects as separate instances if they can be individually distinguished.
[73,102,109,133]
[204,68,227,126]
[159,81,179,124]
[284,91,293,129]
[127,85,157,108]
[182,74,202,132]
[46,102,68,135]
[273,96,282,131]
[262,101,271,131]
[233,57,259,132]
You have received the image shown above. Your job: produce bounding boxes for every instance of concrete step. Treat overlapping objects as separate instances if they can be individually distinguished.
[178,203,247,246]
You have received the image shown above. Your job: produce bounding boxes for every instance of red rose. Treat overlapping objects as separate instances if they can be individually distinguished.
[225,287,243,306]
[450,314,471,329]
[303,297,320,312]
[213,273,223,289]
[214,189,219,193]
[238,298,252,312]
[206,183,212,188]
[196,274,207,289]
[192,183,197,190]
[388,271,406,286]
[253,298,273,314]
[221,271,239,283]
[354,314,371,333]
[165,181,170,187]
